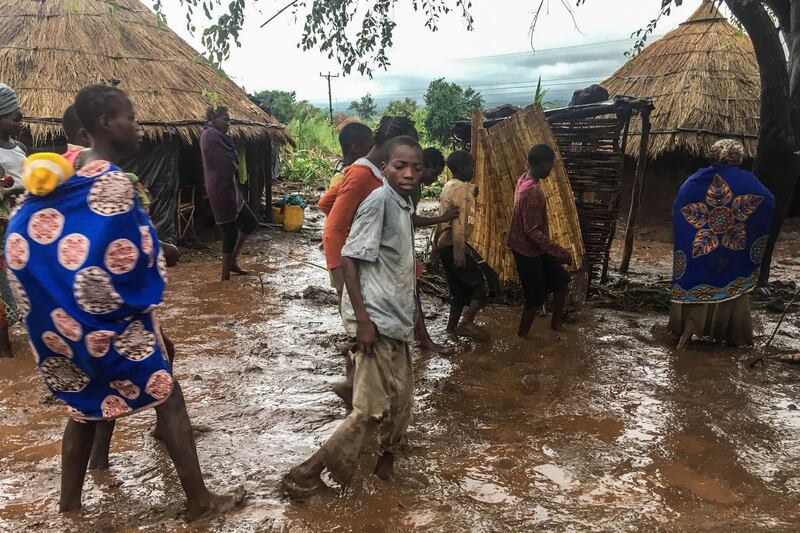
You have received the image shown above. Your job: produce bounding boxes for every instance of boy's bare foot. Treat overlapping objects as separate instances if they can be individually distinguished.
[186,487,246,522]
[331,381,353,412]
[281,469,329,501]
[416,341,454,355]
[373,452,395,481]
[455,323,490,341]
[231,263,250,276]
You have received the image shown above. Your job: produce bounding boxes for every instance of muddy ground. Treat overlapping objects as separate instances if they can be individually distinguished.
[2,212,800,532]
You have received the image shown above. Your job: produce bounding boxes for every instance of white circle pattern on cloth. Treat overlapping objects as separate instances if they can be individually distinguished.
[27,208,64,245]
[145,370,172,400]
[157,248,167,282]
[5,233,29,270]
[50,308,83,342]
[104,238,139,275]
[57,233,90,271]
[110,379,141,400]
[76,160,111,178]
[87,172,134,216]
[113,320,155,362]
[40,356,89,393]
[139,226,154,266]
[74,266,123,314]
[100,395,132,418]
[6,270,30,318]
[42,331,74,358]
[85,330,116,358]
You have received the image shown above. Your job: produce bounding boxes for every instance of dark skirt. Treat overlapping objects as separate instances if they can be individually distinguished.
[513,252,570,310]
[439,245,499,306]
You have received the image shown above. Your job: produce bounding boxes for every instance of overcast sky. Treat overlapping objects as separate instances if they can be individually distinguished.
[159,0,706,108]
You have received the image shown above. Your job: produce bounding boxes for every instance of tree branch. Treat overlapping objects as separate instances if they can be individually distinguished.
[764,0,792,47]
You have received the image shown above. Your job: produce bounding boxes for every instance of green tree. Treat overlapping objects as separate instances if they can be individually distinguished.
[424,78,484,145]
[385,97,418,117]
[252,90,297,124]
[348,93,377,120]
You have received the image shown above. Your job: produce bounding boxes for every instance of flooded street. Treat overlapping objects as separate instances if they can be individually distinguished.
[2,217,800,532]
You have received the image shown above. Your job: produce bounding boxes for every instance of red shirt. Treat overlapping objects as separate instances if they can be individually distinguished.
[322,159,383,269]
[506,173,570,263]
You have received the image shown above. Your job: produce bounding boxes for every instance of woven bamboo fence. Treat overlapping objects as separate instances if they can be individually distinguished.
[470,105,585,284]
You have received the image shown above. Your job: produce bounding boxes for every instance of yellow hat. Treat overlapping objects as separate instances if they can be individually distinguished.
[22,153,74,196]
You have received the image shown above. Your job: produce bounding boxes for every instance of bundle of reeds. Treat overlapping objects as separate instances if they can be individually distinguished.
[470,105,585,283]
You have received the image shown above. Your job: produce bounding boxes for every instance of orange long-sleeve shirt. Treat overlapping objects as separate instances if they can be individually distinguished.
[322,159,383,269]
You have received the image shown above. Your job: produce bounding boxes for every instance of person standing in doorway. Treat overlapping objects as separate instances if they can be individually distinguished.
[507,144,572,338]
[200,106,257,281]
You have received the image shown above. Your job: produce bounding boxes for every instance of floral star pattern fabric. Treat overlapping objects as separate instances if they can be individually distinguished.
[5,160,172,421]
[672,164,774,304]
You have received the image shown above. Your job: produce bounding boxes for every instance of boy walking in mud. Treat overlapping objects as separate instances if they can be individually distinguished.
[507,144,572,337]
[436,150,492,340]
[283,135,422,496]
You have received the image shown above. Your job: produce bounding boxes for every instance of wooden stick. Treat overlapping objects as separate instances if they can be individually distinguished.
[275,248,328,271]
[620,106,652,273]
[749,287,800,368]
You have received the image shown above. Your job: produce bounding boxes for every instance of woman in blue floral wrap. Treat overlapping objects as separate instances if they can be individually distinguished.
[6,85,241,520]
[669,139,775,349]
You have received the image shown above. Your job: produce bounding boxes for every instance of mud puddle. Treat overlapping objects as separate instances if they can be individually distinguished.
[1,219,800,531]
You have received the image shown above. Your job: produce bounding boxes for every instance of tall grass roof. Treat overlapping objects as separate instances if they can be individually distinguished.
[601,1,759,160]
[0,0,291,145]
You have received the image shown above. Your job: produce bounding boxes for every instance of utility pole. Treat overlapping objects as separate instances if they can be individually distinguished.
[320,72,339,125]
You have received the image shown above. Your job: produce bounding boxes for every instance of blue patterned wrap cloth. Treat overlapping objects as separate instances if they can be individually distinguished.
[5,160,173,420]
[672,164,775,304]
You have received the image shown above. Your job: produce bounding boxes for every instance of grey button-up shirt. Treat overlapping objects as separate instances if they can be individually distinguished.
[340,179,416,343]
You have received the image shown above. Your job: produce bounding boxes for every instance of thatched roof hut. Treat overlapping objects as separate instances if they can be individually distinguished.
[601,0,759,160]
[0,0,291,241]
[0,0,290,146]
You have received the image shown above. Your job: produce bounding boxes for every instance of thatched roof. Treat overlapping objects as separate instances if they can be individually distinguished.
[601,1,759,160]
[0,0,291,145]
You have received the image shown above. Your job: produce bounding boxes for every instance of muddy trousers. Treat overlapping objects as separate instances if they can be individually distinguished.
[319,335,413,485]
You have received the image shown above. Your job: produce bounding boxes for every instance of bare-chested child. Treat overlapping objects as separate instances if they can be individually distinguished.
[9,85,241,520]
[282,135,423,497]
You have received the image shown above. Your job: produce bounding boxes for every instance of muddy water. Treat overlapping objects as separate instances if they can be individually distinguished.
[2,222,800,532]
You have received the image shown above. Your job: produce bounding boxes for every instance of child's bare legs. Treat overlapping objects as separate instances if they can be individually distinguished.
[231,231,249,275]
[60,419,97,512]
[414,296,451,353]
[155,380,242,521]
[331,343,355,412]
[518,308,537,338]
[456,299,490,340]
[373,451,395,480]
[447,303,463,333]
[551,287,567,330]
[0,322,13,358]
[88,421,115,470]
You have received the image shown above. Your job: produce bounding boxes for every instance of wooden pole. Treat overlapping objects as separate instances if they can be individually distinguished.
[619,106,652,273]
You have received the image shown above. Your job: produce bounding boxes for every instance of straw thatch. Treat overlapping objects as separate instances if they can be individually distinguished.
[471,105,585,284]
[601,0,759,159]
[0,0,290,145]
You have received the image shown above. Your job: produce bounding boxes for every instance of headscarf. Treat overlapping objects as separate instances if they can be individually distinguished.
[0,84,20,117]
[710,139,745,166]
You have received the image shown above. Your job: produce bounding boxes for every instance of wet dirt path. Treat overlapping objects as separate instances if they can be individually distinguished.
[2,220,800,532]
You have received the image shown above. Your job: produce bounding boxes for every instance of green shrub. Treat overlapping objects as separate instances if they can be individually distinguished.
[281,148,333,187]
[288,113,339,155]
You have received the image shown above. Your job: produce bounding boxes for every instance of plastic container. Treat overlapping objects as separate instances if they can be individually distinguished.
[282,205,304,232]
[272,204,285,225]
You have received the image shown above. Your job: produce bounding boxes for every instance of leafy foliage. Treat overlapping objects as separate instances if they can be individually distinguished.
[153,0,474,76]
[280,148,334,186]
[423,78,484,145]
[385,97,418,117]
[348,93,377,120]
[288,111,339,154]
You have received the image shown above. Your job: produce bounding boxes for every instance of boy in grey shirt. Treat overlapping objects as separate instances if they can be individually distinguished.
[283,136,422,496]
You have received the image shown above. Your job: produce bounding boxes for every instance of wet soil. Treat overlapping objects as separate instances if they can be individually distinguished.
[2,215,800,532]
